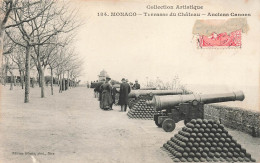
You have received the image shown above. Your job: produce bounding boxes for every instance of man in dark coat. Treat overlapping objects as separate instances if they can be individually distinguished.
[133,80,140,90]
[118,78,131,112]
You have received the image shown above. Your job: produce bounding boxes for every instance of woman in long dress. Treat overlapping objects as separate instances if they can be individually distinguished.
[100,77,113,110]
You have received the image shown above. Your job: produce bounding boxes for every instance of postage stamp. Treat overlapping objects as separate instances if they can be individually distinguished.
[193,18,248,48]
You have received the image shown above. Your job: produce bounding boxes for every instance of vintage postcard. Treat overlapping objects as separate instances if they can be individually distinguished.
[0,0,259,162]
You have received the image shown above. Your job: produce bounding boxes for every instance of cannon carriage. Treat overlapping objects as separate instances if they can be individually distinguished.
[146,91,245,132]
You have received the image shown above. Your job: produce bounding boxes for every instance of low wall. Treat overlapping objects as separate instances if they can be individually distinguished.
[204,104,260,137]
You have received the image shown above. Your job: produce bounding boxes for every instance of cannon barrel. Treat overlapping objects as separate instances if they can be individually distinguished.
[128,89,184,98]
[139,87,157,90]
[146,91,245,111]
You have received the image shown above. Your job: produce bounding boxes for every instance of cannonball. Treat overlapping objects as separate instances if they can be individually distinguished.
[209,133,215,138]
[199,128,205,133]
[195,152,201,158]
[190,119,197,124]
[175,152,182,158]
[207,124,213,128]
[205,142,211,147]
[173,158,180,162]
[182,152,189,158]
[221,152,227,158]
[207,137,213,142]
[189,152,195,157]
[203,147,210,153]
[216,147,222,152]
[211,142,217,147]
[187,142,193,147]
[205,128,211,133]
[228,147,234,153]
[197,133,203,138]
[201,152,207,158]
[193,128,199,133]
[206,157,212,162]
[180,158,187,162]
[209,147,216,152]
[214,138,219,143]
[233,152,240,158]
[238,157,244,162]
[200,142,205,148]
[223,147,228,152]
[189,137,195,143]
[218,142,224,148]
[200,157,206,162]
[186,157,193,162]
[202,119,208,124]
[201,137,207,142]
[196,119,203,124]
[193,157,200,162]
[195,137,201,142]
[184,147,191,153]
[232,157,238,162]
[193,142,199,148]
[195,124,200,128]
[203,133,209,138]
[208,152,214,158]
[201,124,207,129]
[215,152,221,158]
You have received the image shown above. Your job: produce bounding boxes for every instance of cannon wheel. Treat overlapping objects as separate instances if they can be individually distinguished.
[154,114,162,128]
[162,118,176,132]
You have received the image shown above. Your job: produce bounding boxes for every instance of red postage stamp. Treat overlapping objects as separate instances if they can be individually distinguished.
[193,18,248,48]
[198,30,241,47]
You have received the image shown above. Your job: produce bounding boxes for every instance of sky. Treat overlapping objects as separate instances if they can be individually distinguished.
[69,0,259,89]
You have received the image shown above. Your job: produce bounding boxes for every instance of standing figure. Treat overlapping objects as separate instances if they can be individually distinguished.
[111,81,118,108]
[118,78,131,112]
[133,80,140,90]
[94,79,105,108]
[100,77,113,110]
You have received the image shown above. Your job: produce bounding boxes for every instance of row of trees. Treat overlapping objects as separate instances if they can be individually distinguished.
[0,0,83,103]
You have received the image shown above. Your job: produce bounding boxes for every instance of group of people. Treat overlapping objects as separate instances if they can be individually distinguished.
[94,77,140,112]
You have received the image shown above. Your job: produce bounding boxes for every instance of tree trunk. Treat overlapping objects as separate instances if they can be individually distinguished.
[59,76,62,93]
[57,74,60,86]
[0,29,4,85]
[67,71,69,90]
[19,70,24,89]
[37,69,41,87]
[14,76,16,86]
[24,46,30,103]
[10,71,13,90]
[50,67,53,95]
[39,67,45,98]
[62,72,65,91]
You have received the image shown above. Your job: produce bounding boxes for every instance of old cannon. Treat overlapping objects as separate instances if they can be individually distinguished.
[146,91,245,132]
[127,89,187,119]
[128,89,185,99]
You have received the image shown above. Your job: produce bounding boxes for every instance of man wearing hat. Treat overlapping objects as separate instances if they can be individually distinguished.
[118,78,131,112]
[133,80,140,90]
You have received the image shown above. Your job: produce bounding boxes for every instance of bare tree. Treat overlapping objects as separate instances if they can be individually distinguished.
[5,0,81,102]
[0,0,50,84]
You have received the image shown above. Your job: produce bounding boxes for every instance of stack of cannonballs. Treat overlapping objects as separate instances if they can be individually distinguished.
[163,119,256,162]
[127,96,162,120]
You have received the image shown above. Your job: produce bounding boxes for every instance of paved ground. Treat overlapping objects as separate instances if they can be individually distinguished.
[0,85,259,163]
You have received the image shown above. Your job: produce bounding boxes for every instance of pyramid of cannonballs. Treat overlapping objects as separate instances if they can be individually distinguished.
[127,96,162,120]
[163,119,256,162]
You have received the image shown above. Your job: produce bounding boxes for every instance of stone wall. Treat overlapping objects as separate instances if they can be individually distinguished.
[204,104,260,137]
